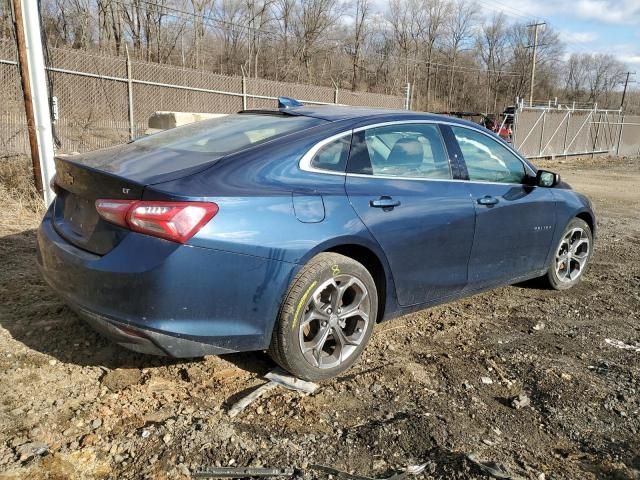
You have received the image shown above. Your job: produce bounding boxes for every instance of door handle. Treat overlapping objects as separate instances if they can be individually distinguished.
[370,196,401,209]
[477,195,499,206]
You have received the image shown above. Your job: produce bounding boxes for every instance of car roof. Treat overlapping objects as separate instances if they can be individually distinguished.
[240,105,507,143]
[284,105,442,121]
[242,105,465,123]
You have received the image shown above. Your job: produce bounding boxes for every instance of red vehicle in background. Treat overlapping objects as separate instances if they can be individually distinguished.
[440,108,514,143]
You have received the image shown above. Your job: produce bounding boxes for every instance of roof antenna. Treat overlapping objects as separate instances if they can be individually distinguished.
[278,96,303,109]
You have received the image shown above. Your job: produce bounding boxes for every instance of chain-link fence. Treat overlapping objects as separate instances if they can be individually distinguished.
[2,34,639,160]
[0,37,406,155]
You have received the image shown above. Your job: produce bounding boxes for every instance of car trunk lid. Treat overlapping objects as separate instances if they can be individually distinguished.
[51,147,211,255]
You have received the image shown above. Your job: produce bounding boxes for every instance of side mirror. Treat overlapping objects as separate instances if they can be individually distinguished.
[536,170,560,188]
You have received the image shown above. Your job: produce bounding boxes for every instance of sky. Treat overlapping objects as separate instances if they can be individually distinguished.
[484,0,640,71]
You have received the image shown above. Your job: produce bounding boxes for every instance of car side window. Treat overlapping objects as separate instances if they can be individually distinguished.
[348,124,451,179]
[309,135,351,172]
[450,126,526,183]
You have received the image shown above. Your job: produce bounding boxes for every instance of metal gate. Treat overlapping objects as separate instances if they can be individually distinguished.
[512,105,633,158]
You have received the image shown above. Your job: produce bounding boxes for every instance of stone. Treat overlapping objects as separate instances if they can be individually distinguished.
[101,369,142,392]
[511,393,531,409]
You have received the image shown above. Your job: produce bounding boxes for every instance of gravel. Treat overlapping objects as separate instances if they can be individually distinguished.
[0,156,639,479]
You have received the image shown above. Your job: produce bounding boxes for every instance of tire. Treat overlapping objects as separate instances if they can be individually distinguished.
[544,217,593,290]
[269,252,378,381]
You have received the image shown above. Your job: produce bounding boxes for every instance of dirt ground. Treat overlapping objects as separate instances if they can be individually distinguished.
[0,155,638,480]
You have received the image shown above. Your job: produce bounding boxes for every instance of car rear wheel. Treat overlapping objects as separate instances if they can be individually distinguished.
[545,218,592,290]
[269,253,377,381]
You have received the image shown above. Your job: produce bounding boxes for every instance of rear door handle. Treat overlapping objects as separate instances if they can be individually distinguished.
[477,195,499,206]
[370,196,401,209]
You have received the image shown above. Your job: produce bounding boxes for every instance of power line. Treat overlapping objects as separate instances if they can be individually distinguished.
[106,0,527,77]
[472,0,536,21]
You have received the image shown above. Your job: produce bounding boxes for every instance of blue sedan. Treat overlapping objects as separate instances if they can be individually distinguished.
[37,100,595,380]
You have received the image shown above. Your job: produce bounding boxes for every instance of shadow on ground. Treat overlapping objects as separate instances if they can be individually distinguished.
[0,229,273,375]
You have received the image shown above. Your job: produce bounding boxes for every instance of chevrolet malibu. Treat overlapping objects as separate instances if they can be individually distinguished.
[37,102,595,380]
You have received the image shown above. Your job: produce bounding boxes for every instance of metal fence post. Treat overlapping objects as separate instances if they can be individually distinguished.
[562,110,571,157]
[592,111,601,158]
[616,113,625,155]
[125,46,134,140]
[241,74,248,110]
[405,83,411,110]
[538,109,547,157]
[512,108,518,147]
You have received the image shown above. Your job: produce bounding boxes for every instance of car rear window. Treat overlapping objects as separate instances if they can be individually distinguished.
[133,113,325,156]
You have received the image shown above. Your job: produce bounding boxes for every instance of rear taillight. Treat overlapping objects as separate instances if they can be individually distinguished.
[94,199,131,228]
[95,199,218,244]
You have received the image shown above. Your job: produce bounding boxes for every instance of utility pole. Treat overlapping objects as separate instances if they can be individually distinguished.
[620,72,635,110]
[12,0,56,206]
[527,22,545,107]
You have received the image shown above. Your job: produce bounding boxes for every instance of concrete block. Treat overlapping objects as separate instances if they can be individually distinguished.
[145,111,227,134]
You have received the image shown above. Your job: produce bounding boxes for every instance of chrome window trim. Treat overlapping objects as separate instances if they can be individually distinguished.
[298,119,535,178]
[345,172,529,187]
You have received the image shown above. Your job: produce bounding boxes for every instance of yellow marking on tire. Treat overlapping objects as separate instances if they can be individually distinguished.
[331,264,341,276]
[292,281,317,331]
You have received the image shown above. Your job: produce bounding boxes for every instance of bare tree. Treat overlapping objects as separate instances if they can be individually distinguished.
[418,0,450,109]
[349,0,370,90]
[585,53,626,104]
[15,0,630,113]
[444,0,477,109]
[292,0,345,82]
[564,53,588,100]
[477,13,509,112]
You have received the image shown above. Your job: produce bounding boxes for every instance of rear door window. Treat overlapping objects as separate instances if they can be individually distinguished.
[348,123,451,179]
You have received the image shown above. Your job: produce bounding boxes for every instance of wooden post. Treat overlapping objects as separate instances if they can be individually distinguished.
[12,0,43,197]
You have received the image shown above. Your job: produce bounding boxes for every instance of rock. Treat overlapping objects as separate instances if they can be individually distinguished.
[163,433,172,445]
[141,430,151,439]
[81,434,98,447]
[511,393,531,409]
[16,442,48,462]
[101,369,142,392]
[481,377,493,385]
[9,437,28,449]
[91,418,102,430]
[532,322,545,331]
[373,459,387,470]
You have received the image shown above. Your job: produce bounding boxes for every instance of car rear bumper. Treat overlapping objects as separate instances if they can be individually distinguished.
[37,211,298,357]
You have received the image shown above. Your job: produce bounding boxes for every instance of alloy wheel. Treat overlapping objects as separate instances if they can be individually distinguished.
[555,227,590,283]
[298,274,371,369]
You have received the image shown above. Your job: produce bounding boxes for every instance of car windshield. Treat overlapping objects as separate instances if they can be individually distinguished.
[133,113,326,157]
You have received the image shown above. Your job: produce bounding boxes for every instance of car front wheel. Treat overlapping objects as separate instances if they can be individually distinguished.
[269,252,377,381]
[545,217,593,290]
